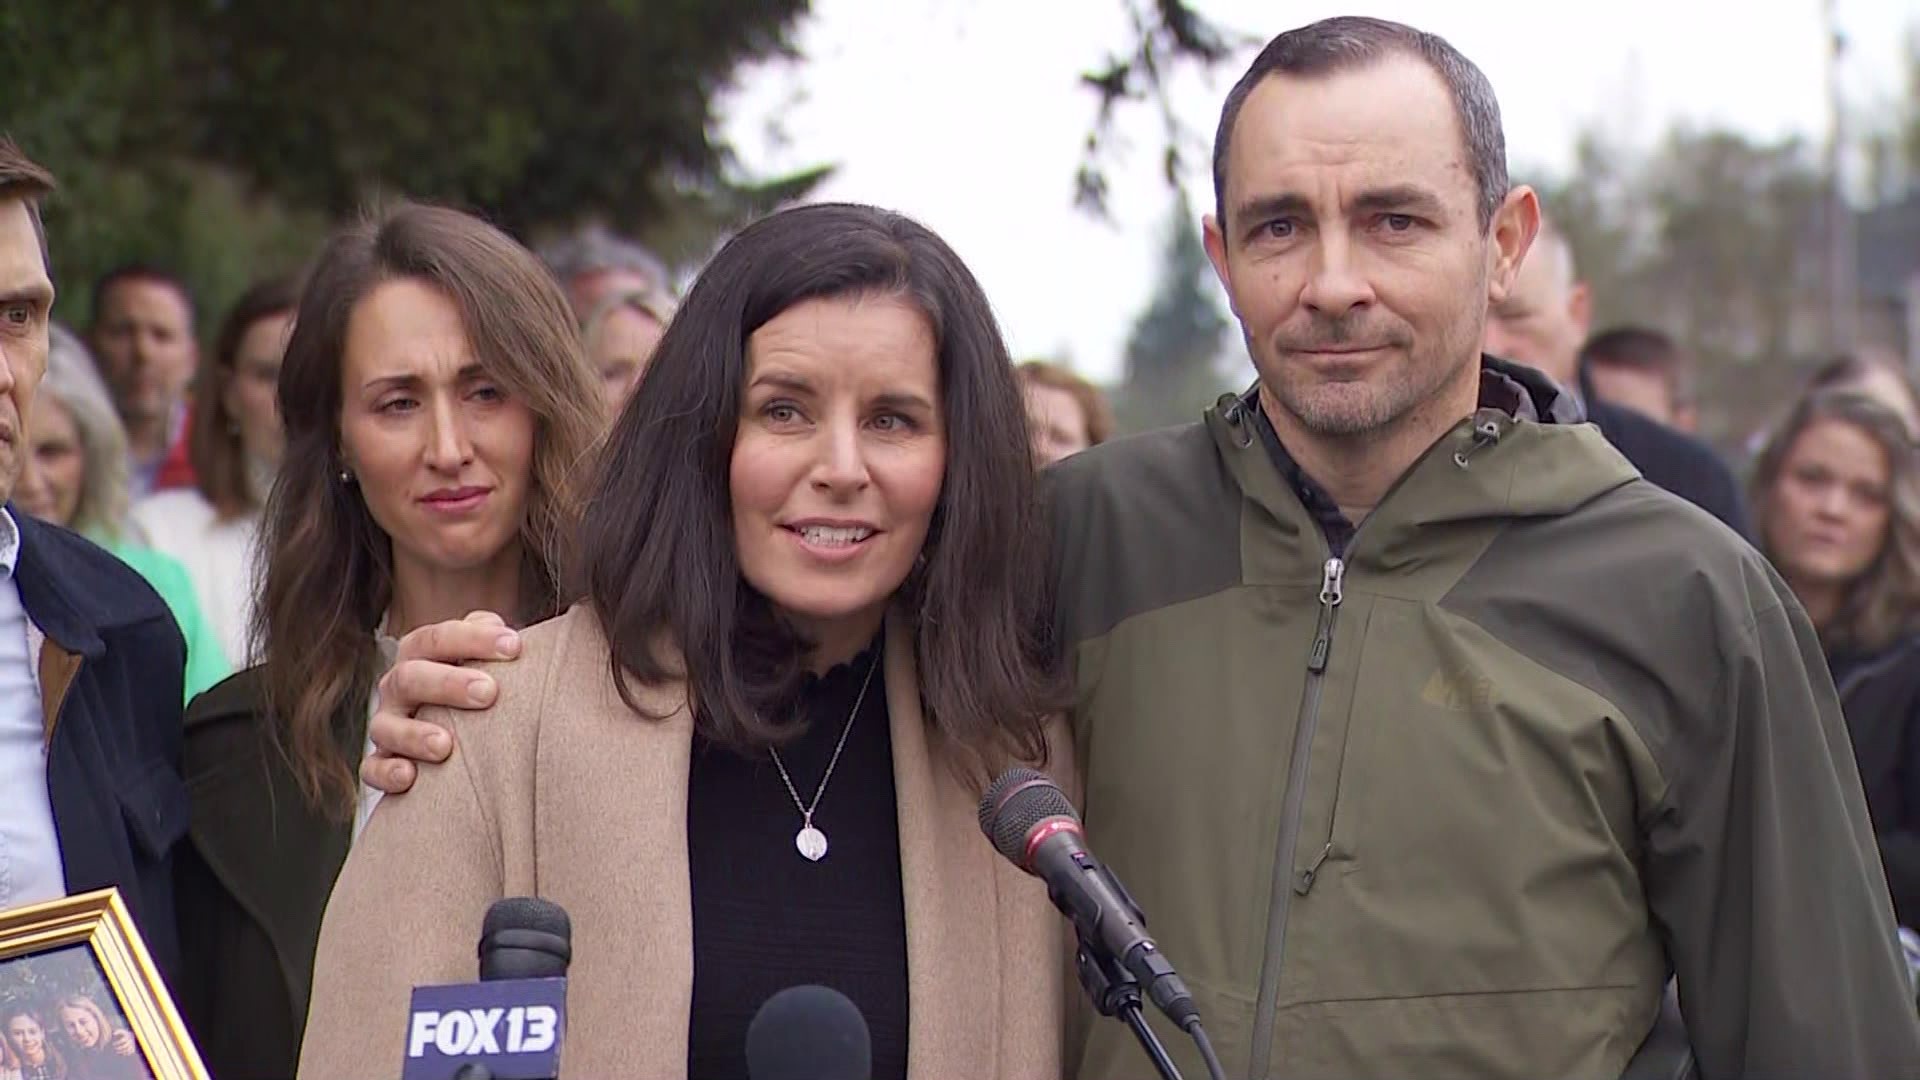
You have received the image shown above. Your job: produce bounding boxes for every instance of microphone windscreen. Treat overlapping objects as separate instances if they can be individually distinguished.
[478,897,572,980]
[745,985,872,1080]
[482,897,572,942]
[979,767,1079,863]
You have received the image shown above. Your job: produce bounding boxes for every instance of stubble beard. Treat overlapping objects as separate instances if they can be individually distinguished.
[1257,338,1474,444]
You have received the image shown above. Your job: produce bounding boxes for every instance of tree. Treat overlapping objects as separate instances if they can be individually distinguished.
[1,0,821,329]
[1534,122,1832,450]
[1113,193,1232,432]
[1076,0,1250,219]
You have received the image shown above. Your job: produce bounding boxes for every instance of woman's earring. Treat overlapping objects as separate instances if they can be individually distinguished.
[338,469,354,485]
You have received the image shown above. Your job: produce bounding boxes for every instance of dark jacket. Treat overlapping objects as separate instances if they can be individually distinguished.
[1579,367,1753,539]
[1833,634,1920,928]
[15,510,188,980]
[1049,361,1920,1079]
[176,666,365,1080]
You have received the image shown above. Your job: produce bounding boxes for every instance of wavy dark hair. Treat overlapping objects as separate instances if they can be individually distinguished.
[255,202,604,818]
[576,202,1055,775]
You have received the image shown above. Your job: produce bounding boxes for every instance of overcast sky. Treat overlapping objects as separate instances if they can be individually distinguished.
[720,0,1915,385]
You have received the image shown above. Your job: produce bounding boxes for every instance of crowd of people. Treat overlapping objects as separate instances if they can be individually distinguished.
[4,12,1920,1080]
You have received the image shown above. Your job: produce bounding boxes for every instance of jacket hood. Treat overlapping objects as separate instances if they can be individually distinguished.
[1207,356,1639,562]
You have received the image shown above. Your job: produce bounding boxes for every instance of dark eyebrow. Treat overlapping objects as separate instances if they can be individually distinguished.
[747,371,816,394]
[871,390,936,414]
[1351,185,1446,217]
[364,363,490,395]
[0,283,54,309]
[1232,193,1313,234]
[363,373,420,396]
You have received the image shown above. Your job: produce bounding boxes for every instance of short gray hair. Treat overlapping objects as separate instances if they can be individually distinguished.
[41,325,132,540]
[536,224,670,292]
[1212,16,1509,231]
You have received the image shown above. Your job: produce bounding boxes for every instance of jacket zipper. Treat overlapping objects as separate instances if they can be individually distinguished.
[1248,555,1344,1077]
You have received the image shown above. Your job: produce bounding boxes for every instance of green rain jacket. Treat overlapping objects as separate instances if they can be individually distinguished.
[1048,359,1920,1079]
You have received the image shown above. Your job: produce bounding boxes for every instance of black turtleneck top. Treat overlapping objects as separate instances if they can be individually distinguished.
[685,637,909,1079]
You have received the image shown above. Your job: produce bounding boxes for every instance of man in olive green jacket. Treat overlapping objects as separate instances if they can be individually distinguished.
[1048,15,1920,1080]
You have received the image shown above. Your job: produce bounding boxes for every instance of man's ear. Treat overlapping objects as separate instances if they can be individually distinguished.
[1486,185,1541,305]
[1201,212,1239,318]
[1568,281,1593,339]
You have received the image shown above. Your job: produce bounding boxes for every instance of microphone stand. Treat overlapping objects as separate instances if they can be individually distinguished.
[1074,927,1186,1080]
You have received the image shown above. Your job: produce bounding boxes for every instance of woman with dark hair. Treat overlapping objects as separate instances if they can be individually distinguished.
[53,996,142,1080]
[132,277,299,668]
[3,1010,65,1080]
[1754,389,1920,924]
[300,203,1068,1079]
[174,203,604,1078]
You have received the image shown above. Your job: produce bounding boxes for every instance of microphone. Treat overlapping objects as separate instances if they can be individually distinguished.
[979,768,1198,1028]
[402,898,571,1080]
[745,985,873,1080]
[480,898,572,980]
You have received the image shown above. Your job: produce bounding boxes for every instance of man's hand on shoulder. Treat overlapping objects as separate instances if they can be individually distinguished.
[360,611,522,795]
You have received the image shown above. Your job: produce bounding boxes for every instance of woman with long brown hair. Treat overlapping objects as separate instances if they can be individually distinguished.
[173,202,603,1079]
[1754,388,1920,924]
[299,203,1068,1079]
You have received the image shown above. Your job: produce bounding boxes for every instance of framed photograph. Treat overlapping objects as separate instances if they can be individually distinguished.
[0,888,206,1080]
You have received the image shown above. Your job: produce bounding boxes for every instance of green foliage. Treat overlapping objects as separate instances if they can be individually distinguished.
[1,0,815,334]
[1113,192,1231,432]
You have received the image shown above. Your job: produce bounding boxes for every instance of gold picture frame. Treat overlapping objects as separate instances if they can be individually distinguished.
[0,887,207,1080]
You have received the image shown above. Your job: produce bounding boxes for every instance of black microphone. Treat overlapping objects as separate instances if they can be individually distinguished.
[407,898,571,1080]
[479,897,572,980]
[979,768,1198,1028]
[745,985,873,1080]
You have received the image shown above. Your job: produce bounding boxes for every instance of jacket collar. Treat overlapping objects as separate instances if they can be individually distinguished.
[11,510,114,659]
[1208,356,1636,581]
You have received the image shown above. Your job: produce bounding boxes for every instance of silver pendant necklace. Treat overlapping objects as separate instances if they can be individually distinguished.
[768,648,879,862]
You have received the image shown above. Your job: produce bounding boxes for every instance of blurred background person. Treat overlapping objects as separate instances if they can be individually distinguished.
[1804,350,1920,437]
[581,285,673,410]
[173,203,602,1080]
[1753,388,1920,927]
[53,996,141,1080]
[2,1008,63,1080]
[1484,212,1751,536]
[1581,325,1698,433]
[301,203,1065,1080]
[86,265,198,496]
[1017,360,1114,466]
[538,223,674,319]
[132,277,296,669]
[15,326,227,700]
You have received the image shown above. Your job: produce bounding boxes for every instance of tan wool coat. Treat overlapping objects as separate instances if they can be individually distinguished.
[297,605,1068,1079]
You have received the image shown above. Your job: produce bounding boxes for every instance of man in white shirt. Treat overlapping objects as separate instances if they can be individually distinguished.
[0,137,189,976]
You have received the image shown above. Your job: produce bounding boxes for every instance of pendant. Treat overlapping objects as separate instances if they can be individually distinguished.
[796,824,829,862]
